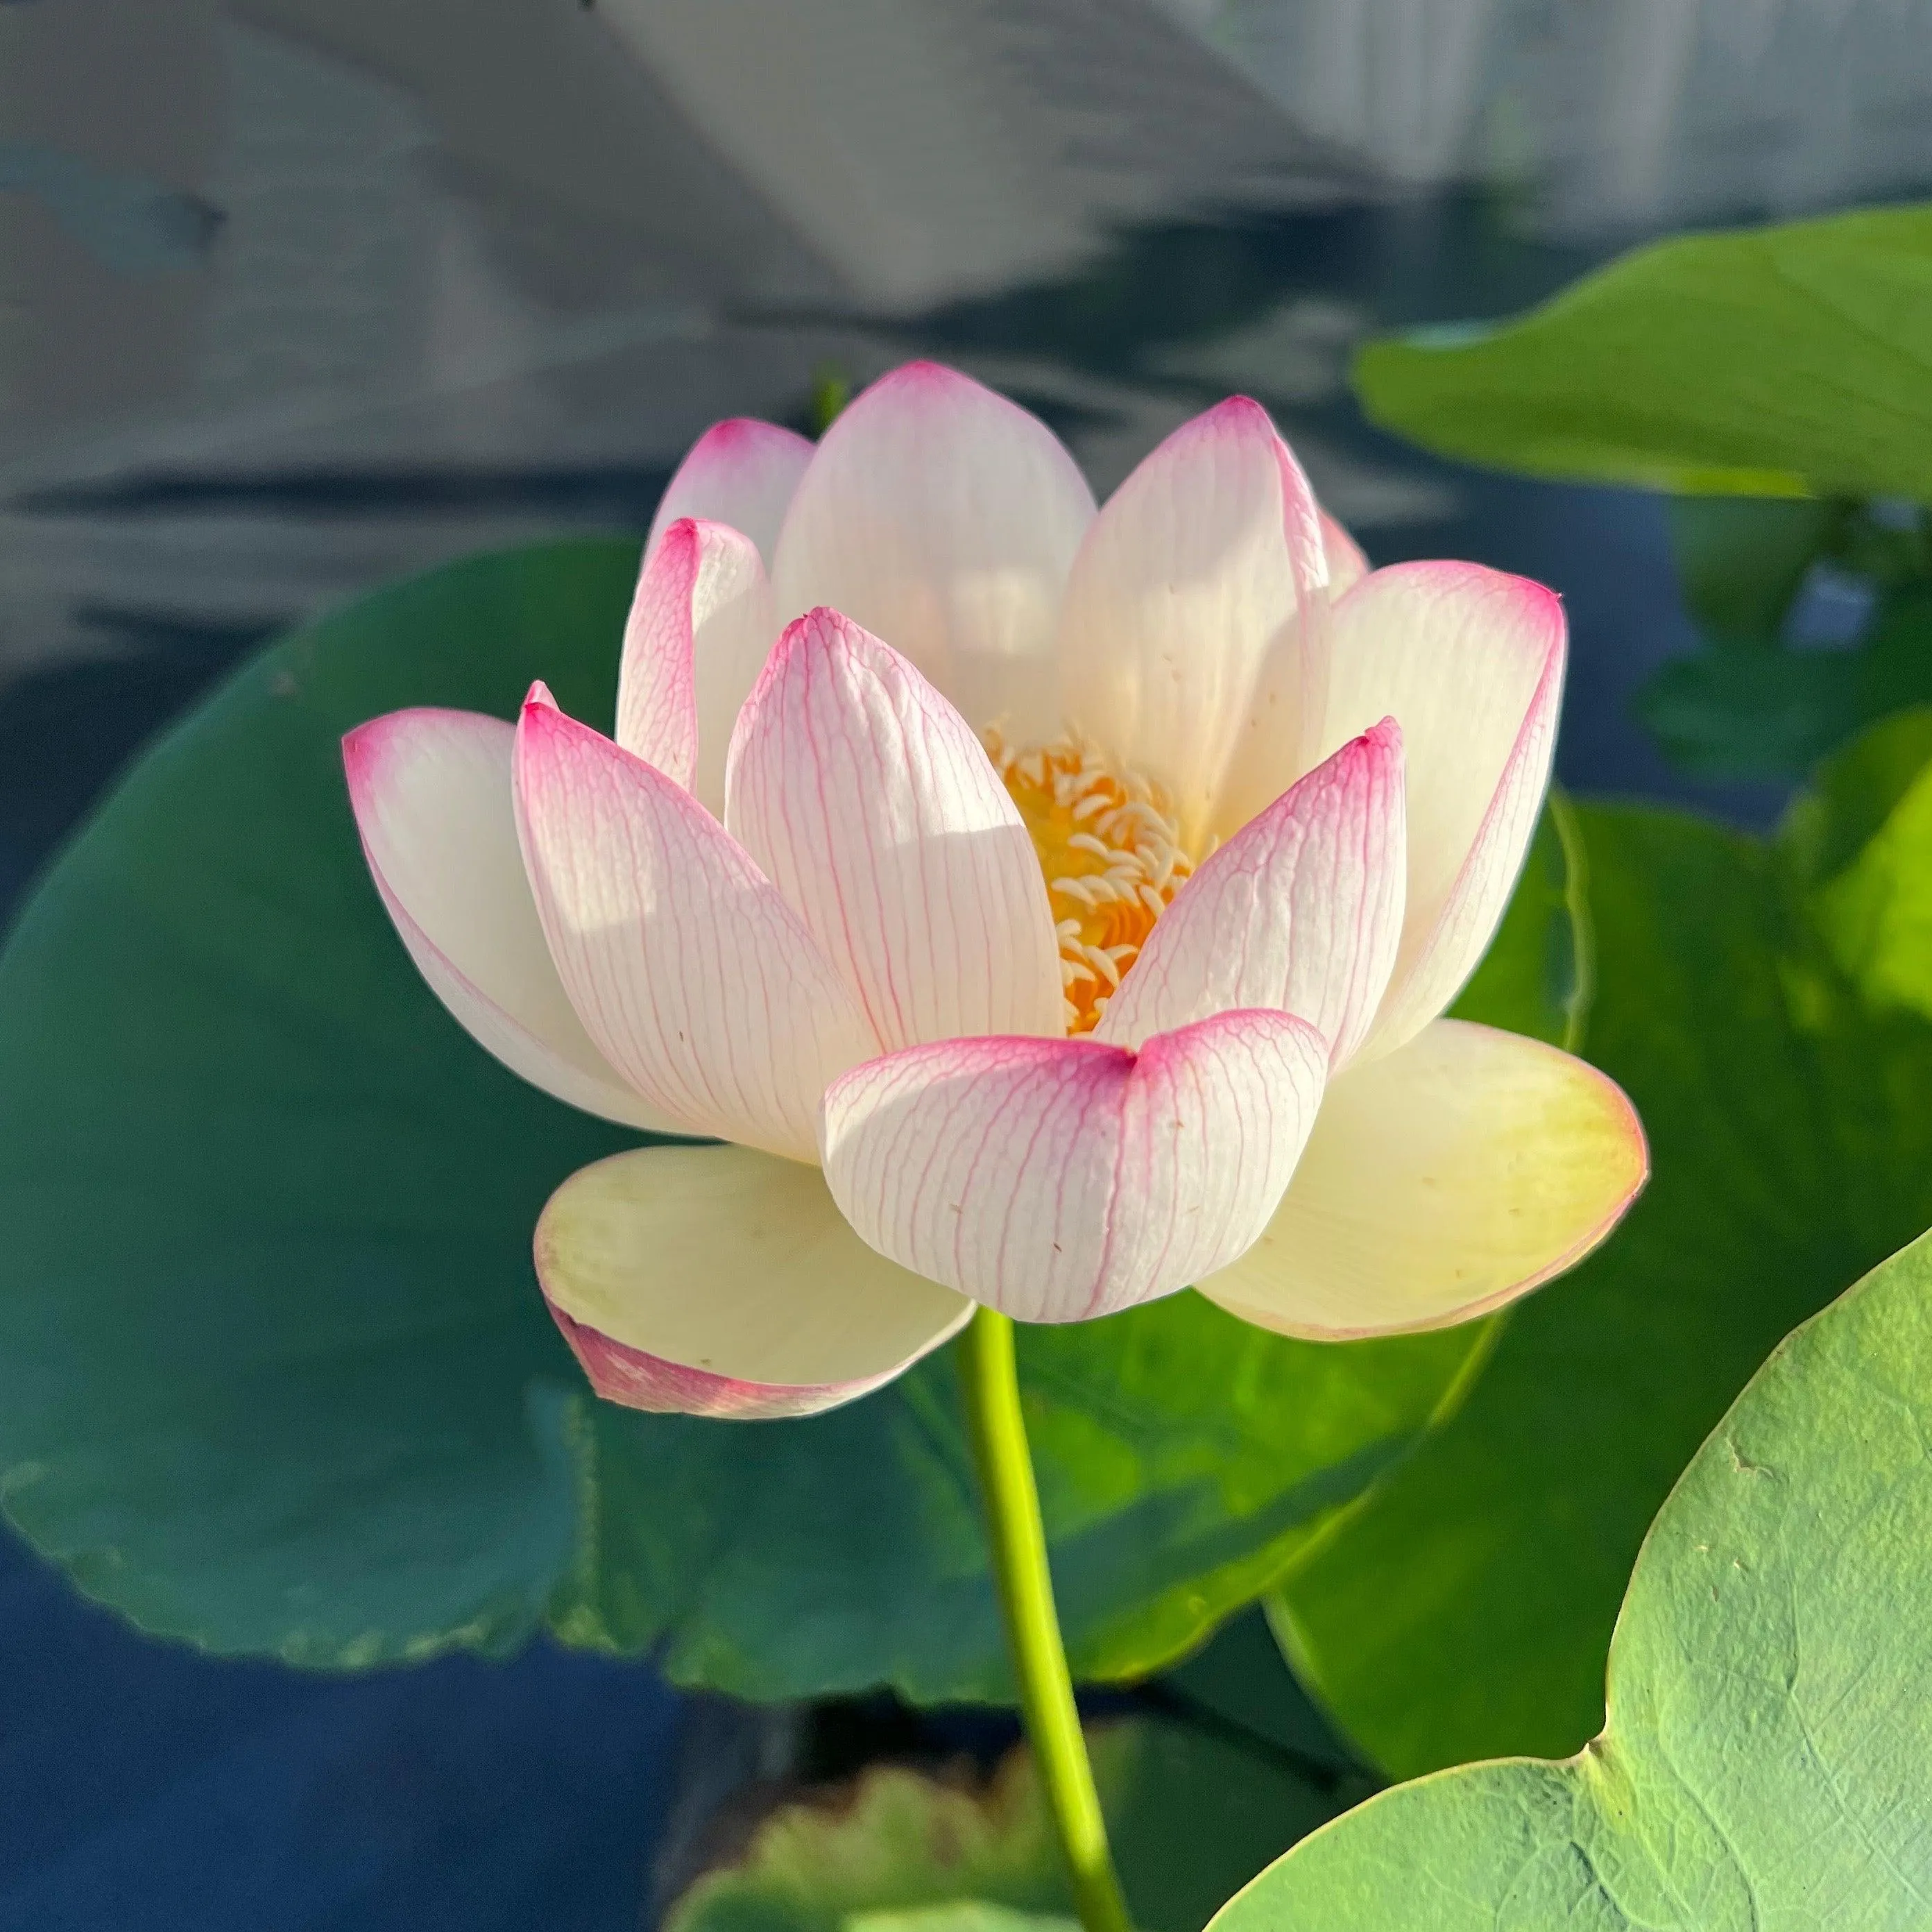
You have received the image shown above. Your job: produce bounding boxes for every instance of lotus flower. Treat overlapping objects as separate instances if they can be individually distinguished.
[344,363,1645,1419]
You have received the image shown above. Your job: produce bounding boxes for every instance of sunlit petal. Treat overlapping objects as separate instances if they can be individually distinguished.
[1097,720,1405,1070]
[728,606,1062,1050]
[513,687,874,1160]
[771,361,1095,738]
[1057,397,1329,853]
[343,707,675,1131]
[1198,1020,1645,1338]
[647,417,814,567]
[617,517,774,815]
[538,1143,972,1418]
[1321,508,1369,596]
[821,1010,1327,1324]
[1320,561,1566,1058]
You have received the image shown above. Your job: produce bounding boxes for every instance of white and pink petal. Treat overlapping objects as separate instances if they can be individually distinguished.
[646,417,814,567]
[1319,561,1565,1058]
[821,1010,1328,1324]
[1321,509,1369,597]
[727,608,1062,1052]
[616,517,774,816]
[1097,720,1405,1070]
[1197,1019,1646,1340]
[770,362,1095,741]
[513,690,875,1161]
[343,708,676,1132]
[537,1143,973,1419]
[1056,396,1330,850]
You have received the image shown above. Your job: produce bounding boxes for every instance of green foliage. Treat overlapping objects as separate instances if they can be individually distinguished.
[0,540,1567,1699]
[1274,711,1932,1776]
[1353,203,1932,499]
[1159,1606,1367,1784]
[1637,500,1932,780]
[810,366,855,436]
[1217,1226,1932,1927]
[1353,205,1932,778]
[665,1718,1334,1932]
[850,1909,1073,1932]
[1665,496,1840,642]
[1636,637,1864,780]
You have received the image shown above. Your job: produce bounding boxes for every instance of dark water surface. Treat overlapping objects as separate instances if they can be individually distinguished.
[7,3,1932,1924]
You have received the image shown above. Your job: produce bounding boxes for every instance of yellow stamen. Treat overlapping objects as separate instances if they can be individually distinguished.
[987,730,1195,1035]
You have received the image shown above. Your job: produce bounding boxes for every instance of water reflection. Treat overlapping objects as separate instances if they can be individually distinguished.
[1171,1,1932,228]
[18,10,1927,1014]
[12,3,1930,827]
[0,10,1512,774]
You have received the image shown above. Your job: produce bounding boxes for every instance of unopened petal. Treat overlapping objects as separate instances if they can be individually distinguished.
[821,1010,1328,1324]
[770,361,1095,739]
[1320,562,1566,1057]
[538,1143,972,1418]
[343,708,675,1131]
[1197,1019,1645,1340]
[727,607,1062,1052]
[1056,397,1330,853]
[617,517,774,815]
[647,418,814,567]
[513,690,875,1161]
[1097,720,1405,1070]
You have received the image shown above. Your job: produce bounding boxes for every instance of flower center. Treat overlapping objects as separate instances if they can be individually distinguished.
[986,731,1195,1036]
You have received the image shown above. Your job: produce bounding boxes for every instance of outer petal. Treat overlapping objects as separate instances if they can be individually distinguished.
[1319,561,1566,1058]
[821,1009,1328,1324]
[646,417,814,567]
[513,690,875,1161]
[616,517,775,816]
[343,708,675,1132]
[536,1143,972,1419]
[1197,1019,1646,1340]
[1321,508,1369,596]
[727,607,1062,1052]
[1055,396,1329,853]
[1096,721,1405,1071]
[769,361,1096,740]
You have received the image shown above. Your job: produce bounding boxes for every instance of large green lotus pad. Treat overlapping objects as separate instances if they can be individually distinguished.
[1220,1226,1932,1926]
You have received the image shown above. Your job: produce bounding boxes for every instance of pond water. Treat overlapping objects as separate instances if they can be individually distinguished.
[6,3,1932,1926]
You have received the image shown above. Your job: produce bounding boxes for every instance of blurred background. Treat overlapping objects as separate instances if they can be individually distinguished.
[6,1,1932,1924]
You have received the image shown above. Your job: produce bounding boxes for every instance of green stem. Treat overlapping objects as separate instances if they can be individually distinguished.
[959,1305,1134,1932]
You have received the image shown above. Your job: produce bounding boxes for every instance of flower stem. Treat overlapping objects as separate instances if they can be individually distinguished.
[958,1305,1134,1932]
